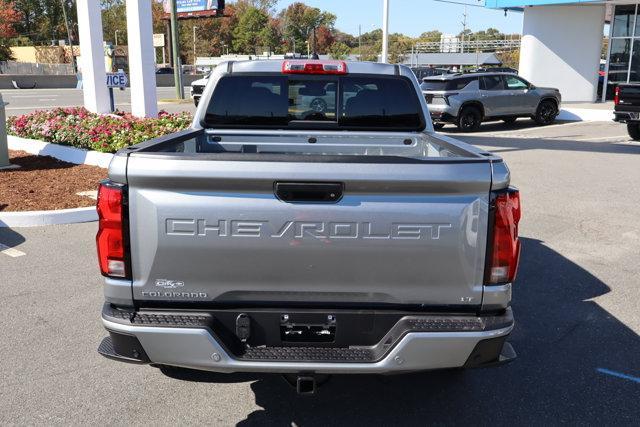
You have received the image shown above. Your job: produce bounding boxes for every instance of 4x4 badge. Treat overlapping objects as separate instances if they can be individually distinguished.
[155,279,185,289]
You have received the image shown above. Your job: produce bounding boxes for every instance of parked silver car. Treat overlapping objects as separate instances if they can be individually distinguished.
[421,73,562,131]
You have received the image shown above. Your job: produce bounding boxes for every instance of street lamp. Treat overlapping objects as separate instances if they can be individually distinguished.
[115,30,120,46]
[193,26,198,73]
[381,0,389,63]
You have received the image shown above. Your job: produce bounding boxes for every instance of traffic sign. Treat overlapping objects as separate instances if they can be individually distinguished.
[106,72,128,88]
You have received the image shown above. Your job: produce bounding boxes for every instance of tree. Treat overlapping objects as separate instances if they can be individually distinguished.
[233,6,268,55]
[10,0,76,45]
[259,18,282,55]
[498,49,520,70]
[314,25,334,54]
[417,30,442,43]
[0,0,22,61]
[281,2,335,54]
[333,30,357,49]
[101,0,127,45]
[328,42,350,60]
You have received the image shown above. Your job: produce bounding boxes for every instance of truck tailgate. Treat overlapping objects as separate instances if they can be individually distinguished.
[126,156,491,308]
[617,84,640,111]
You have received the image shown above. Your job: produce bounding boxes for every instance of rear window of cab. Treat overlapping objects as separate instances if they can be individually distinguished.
[204,74,425,131]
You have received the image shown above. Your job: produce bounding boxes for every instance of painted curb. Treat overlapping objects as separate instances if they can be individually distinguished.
[0,207,97,228]
[7,135,114,168]
[558,108,614,122]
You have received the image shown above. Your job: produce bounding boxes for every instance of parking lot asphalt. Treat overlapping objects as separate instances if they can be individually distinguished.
[1,120,639,425]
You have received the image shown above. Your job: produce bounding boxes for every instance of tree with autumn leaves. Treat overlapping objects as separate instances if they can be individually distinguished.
[0,0,22,61]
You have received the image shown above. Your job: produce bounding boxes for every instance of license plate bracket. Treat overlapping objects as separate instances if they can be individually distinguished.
[280,313,336,343]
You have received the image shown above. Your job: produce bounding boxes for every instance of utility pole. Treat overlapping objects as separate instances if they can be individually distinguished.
[115,30,120,45]
[358,24,362,61]
[169,0,184,99]
[60,0,77,73]
[193,26,198,72]
[381,0,389,63]
[460,5,468,54]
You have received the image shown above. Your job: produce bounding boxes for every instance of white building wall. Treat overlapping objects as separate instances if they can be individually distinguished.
[519,5,605,102]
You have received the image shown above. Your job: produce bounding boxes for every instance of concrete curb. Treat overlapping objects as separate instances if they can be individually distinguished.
[7,135,114,168]
[558,107,614,122]
[4,136,104,227]
[0,207,97,228]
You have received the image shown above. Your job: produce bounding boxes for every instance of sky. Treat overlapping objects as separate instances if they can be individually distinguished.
[274,0,524,37]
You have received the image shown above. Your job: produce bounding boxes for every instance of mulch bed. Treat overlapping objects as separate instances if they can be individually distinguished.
[0,150,107,212]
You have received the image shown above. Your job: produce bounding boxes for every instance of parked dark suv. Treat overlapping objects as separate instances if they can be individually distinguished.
[421,73,562,131]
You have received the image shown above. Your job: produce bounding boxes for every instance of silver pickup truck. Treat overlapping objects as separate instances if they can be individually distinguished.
[97,60,521,393]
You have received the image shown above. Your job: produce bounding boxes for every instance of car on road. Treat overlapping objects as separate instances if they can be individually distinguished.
[96,60,520,394]
[421,72,561,131]
[613,83,640,140]
[155,67,174,75]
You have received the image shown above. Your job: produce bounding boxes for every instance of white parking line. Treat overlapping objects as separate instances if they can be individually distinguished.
[0,243,25,258]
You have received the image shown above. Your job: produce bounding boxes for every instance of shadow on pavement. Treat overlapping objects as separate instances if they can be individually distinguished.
[0,226,25,248]
[458,132,640,156]
[441,119,569,134]
[161,238,640,425]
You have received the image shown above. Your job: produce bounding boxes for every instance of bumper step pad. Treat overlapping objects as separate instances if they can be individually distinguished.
[241,346,375,362]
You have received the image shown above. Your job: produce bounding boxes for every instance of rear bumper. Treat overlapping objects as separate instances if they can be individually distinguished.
[100,306,515,374]
[614,111,639,122]
[428,104,457,123]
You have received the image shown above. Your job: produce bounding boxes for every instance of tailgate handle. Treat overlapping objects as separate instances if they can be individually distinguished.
[275,182,343,203]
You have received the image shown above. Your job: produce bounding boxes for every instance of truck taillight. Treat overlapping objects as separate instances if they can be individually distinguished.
[485,188,521,284]
[614,86,620,106]
[96,181,129,279]
[282,60,347,75]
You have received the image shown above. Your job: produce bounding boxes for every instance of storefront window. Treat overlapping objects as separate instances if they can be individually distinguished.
[608,39,631,83]
[613,5,637,38]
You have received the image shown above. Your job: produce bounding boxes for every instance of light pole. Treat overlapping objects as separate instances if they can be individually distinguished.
[115,30,120,46]
[306,41,310,58]
[193,26,198,73]
[381,0,389,63]
[169,0,184,99]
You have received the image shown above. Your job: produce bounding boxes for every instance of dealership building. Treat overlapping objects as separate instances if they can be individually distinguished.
[484,0,626,102]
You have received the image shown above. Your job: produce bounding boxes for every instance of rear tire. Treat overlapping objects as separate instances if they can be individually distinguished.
[456,106,482,132]
[533,100,557,126]
[627,123,640,141]
[194,97,199,107]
